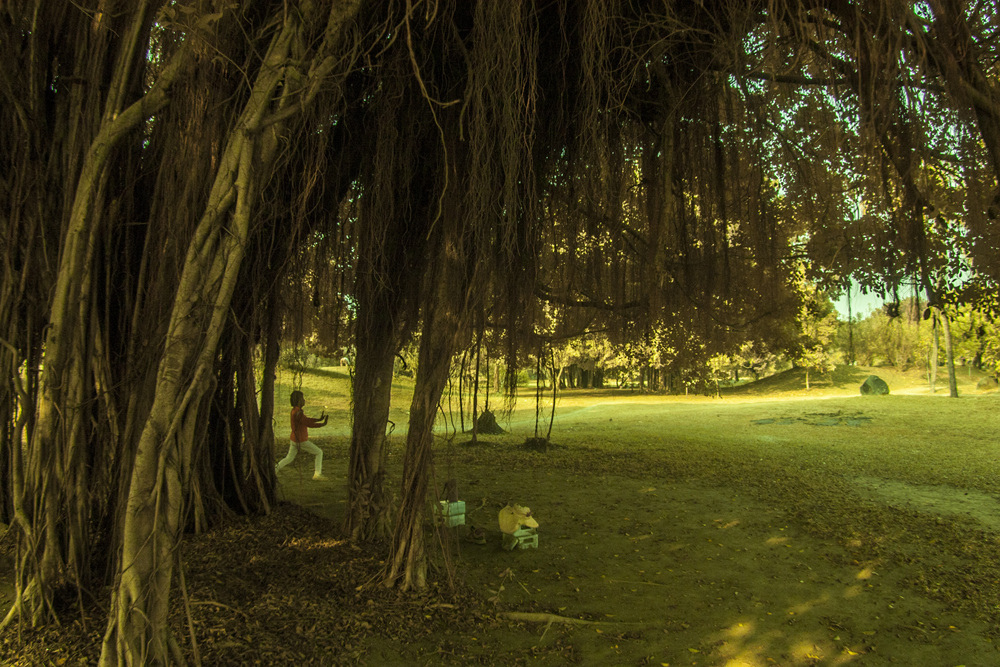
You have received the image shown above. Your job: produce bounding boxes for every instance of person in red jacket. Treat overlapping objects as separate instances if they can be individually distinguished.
[276,390,329,481]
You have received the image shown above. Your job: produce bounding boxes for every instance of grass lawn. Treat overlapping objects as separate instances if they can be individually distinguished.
[4,364,1000,665]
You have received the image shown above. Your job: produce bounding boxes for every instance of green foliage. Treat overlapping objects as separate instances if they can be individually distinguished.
[848,309,925,369]
[791,274,840,387]
[981,332,1000,375]
[550,333,616,377]
[730,341,783,381]
[840,297,1000,374]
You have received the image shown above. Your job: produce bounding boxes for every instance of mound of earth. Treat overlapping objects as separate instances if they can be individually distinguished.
[474,409,506,435]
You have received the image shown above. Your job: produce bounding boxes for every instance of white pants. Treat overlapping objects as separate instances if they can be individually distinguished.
[276,440,323,475]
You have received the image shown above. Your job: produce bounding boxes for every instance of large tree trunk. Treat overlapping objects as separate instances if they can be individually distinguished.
[384,118,475,588]
[100,5,363,662]
[202,253,286,526]
[4,3,190,628]
[254,292,283,509]
[101,137,256,665]
[235,331,268,513]
[344,60,437,542]
[345,315,397,542]
[384,291,464,591]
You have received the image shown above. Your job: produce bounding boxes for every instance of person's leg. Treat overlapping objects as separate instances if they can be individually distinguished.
[275,442,300,472]
[299,440,324,478]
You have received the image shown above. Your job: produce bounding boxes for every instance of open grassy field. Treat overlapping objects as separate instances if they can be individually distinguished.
[4,364,1000,665]
[258,363,1000,665]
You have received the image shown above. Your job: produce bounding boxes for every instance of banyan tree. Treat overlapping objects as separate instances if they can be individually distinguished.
[2,0,999,663]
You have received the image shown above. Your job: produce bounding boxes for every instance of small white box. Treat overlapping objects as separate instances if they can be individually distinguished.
[503,527,538,550]
[436,500,466,527]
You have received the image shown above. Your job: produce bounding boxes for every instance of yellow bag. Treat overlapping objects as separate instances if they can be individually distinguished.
[498,504,539,534]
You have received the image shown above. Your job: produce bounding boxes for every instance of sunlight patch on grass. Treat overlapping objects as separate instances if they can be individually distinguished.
[789,594,831,615]
[710,626,769,666]
[719,654,766,666]
[790,638,830,662]
[723,620,755,639]
[842,584,863,598]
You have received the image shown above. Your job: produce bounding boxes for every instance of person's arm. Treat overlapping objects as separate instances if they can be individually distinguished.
[303,412,327,428]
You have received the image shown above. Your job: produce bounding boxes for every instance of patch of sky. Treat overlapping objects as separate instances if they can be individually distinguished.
[832,281,890,319]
